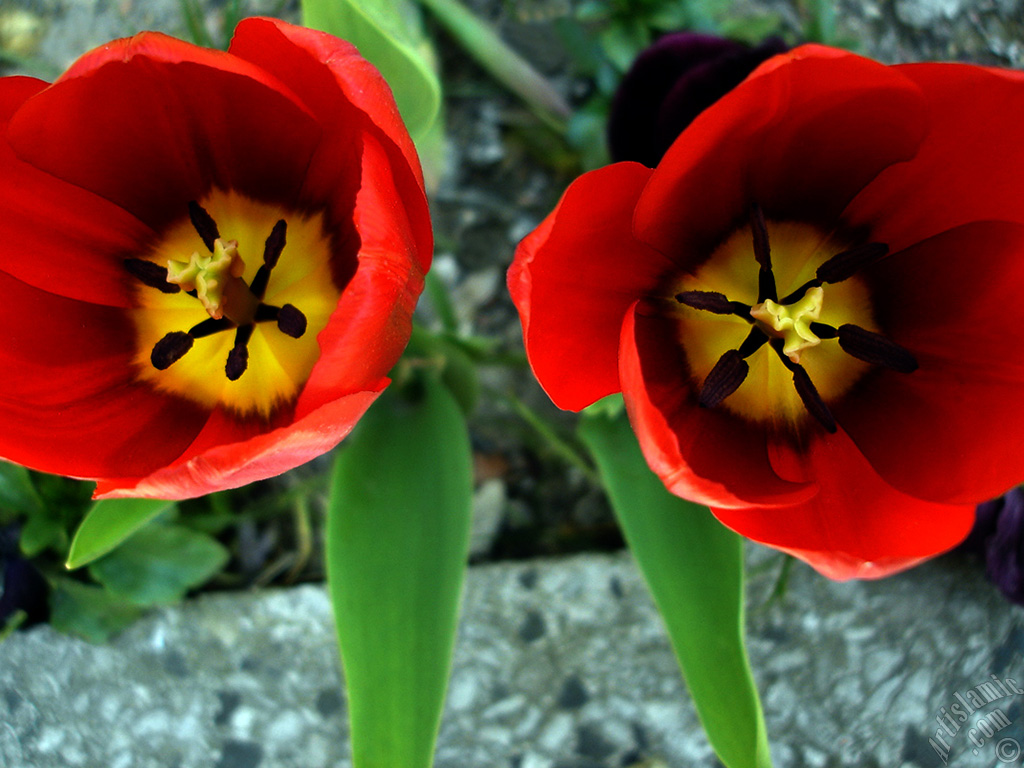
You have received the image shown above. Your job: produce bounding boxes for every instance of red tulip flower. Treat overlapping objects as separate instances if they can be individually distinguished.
[0,18,431,499]
[510,45,1024,579]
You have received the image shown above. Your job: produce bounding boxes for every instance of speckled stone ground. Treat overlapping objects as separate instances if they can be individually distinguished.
[2,549,1022,768]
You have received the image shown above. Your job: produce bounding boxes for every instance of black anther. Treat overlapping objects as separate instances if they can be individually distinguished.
[770,340,837,433]
[124,258,181,294]
[676,290,752,319]
[188,201,220,252]
[151,332,194,370]
[792,365,837,433]
[250,220,287,300]
[837,324,918,373]
[225,325,255,381]
[750,204,777,303]
[277,304,307,338]
[816,242,888,284]
[699,349,750,409]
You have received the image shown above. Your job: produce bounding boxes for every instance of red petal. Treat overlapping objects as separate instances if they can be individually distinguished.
[228,18,432,275]
[296,132,426,416]
[838,220,1024,505]
[509,162,671,411]
[7,31,322,231]
[0,77,151,307]
[94,385,385,499]
[635,44,926,268]
[620,302,817,507]
[712,427,975,580]
[0,271,207,478]
[844,63,1024,251]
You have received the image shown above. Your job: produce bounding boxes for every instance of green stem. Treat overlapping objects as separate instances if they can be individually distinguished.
[414,0,571,133]
[504,392,599,484]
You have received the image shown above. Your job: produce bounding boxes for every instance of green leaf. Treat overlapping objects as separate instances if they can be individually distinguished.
[406,325,481,416]
[301,0,442,142]
[416,0,571,133]
[578,410,772,768]
[66,497,176,570]
[566,94,613,172]
[328,376,473,768]
[599,20,650,72]
[802,0,837,44]
[87,523,228,606]
[0,463,44,523]
[19,511,66,558]
[49,578,143,643]
[719,12,785,45]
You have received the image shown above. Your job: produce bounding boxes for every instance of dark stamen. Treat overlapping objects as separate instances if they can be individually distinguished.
[778,278,821,306]
[750,204,777,303]
[254,304,281,323]
[124,258,181,294]
[225,325,254,381]
[808,322,838,339]
[792,365,838,433]
[749,205,771,272]
[188,317,234,339]
[699,349,750,409]
[676,290,752,319]
[737,327,769,358]
[188,201,220,252]
[277,304,307,338]
[264,220,287,269]
[148,210,307,381]
[249,220,287,300]
[838,324,918,373]
[771,340,837,433]
[816,242,888,284]
[151,332,194,370]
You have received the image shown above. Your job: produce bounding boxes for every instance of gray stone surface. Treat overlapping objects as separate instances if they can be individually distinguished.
[2,548,1022,768]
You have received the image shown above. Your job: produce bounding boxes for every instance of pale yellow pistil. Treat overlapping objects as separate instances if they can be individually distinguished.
[749,286,824,363]
[166,239,258,325]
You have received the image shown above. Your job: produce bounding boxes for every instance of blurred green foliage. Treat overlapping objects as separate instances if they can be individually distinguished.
[558,0,785,170]
[0,463,231,643]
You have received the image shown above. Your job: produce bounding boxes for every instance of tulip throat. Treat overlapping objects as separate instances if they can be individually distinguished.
[165,238,258,325]
[126,190,341,418]
[673,207,917,433]
[750,286,824,364]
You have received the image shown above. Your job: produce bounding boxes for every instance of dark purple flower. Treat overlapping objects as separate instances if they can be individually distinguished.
[963,489,1024,604]
[608,33,788,167]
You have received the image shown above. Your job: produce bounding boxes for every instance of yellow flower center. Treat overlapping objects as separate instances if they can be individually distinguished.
[671,212,915,433]
[749,286,824,364]
[165,237,256,324]
[128,190,342,419]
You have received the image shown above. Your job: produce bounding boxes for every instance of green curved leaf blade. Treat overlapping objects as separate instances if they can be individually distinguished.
[417,0,571,132]
[66,497,176,570]
[50,577,144,644]
[328,377,473,768]
[87,522,229,606]
[579,409,772,768]
[301,0,441,142]
[0,463,44,523]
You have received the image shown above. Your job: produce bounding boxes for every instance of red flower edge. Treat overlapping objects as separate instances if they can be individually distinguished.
[0,18,431,499]
[510,45,1024,579]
